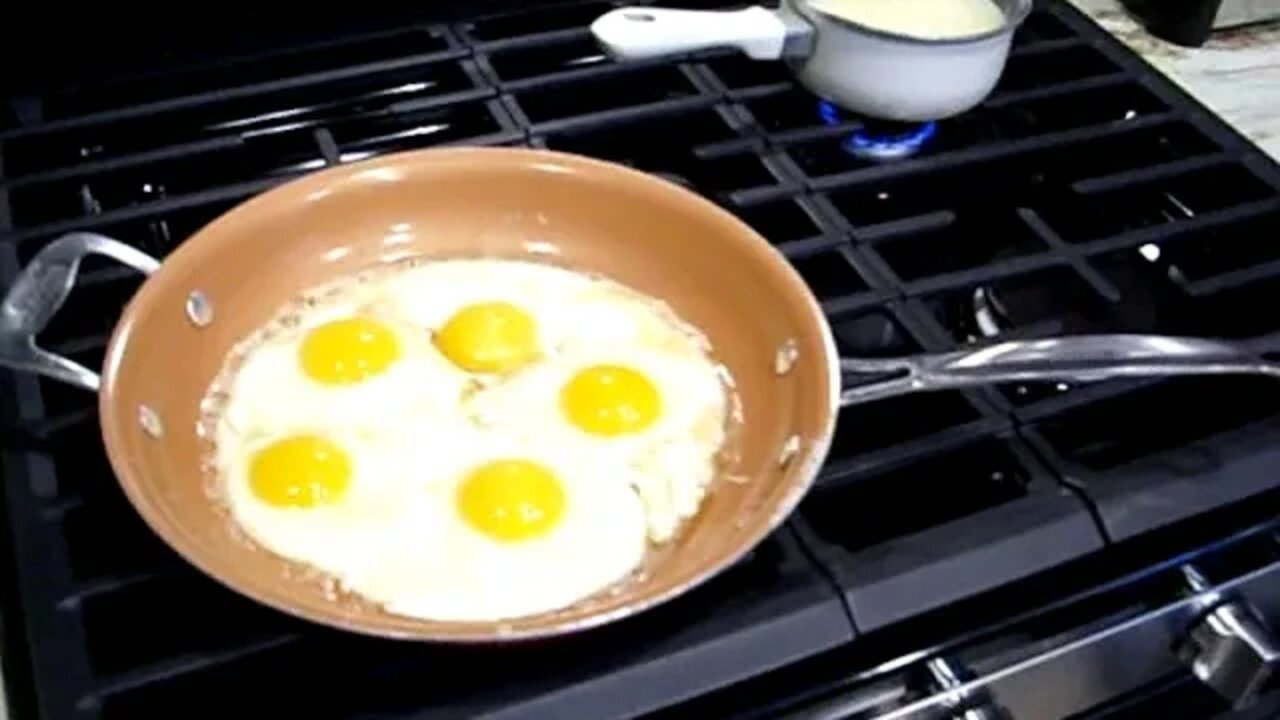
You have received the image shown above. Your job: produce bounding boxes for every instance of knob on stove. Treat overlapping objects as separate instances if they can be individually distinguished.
[1177,601,1280,708]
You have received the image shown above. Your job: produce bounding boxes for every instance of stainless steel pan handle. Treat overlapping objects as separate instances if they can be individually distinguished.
[840,334,1280,407]
[0,232,159,393]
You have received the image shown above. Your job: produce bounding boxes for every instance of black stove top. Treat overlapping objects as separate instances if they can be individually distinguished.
[3,1,1280,718]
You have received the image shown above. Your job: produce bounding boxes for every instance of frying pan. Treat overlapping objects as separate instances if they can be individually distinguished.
[1,147,1276,642]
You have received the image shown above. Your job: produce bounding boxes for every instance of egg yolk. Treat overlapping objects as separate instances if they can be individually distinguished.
[560,364,661,436]
[434,302,538,373]
[249,435,352,508]
[457,459,565,542]
[299,317,400,385]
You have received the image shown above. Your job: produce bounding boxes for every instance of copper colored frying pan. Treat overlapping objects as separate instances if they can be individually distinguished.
[1,147,1276,641]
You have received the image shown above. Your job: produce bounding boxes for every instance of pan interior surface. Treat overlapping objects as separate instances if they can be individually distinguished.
[98,147,838,640]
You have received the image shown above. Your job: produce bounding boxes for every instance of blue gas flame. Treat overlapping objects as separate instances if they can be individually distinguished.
[817,100,937,160]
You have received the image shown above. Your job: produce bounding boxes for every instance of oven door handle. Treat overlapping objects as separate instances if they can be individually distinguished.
[788,557,1280,720]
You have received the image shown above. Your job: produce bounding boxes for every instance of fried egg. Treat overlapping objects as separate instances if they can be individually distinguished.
[372,259,590,374]
[216,297,470,441]
[375,258,710,373]
[341,439,649,622]
[216,426,421,574]
[470,349,726,447]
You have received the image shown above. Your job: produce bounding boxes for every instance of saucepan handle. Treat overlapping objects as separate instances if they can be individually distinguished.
[591,6,805,61]
[0,232,160,393]
[838,334,1280,407]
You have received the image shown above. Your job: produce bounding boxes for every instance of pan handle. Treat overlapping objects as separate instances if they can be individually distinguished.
[838,334,1280,407]
[0,232,160,393]
[591,6,811,62]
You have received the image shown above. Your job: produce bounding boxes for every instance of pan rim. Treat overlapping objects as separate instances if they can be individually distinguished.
[96,145,843,642]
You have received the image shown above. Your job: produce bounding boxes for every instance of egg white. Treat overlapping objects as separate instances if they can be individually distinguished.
[551,277,713,358]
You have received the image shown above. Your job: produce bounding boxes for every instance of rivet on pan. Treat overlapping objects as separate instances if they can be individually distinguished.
[139,404,164,439]
[778,434,801,468]
[186,290,214,327]
[775,338,800,376]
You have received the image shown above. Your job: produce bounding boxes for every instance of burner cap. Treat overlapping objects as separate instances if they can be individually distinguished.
[817,101,937,161]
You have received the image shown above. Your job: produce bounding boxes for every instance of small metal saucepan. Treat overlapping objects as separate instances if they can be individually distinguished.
[1,147,1276,641]
[591,0,1032,122]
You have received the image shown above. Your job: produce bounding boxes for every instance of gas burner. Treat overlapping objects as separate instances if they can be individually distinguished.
[817,101,937,161]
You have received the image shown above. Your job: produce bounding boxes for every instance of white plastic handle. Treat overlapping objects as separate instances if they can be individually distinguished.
[591,6,788,61]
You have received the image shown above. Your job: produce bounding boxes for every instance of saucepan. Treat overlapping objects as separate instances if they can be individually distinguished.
[1,147,1275,642]
[591,0,1033,121]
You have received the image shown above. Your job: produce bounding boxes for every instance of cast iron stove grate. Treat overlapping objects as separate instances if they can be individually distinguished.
[2,1,1280,718]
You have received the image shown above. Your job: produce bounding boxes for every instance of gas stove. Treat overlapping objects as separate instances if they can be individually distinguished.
[3,1,1280,719]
